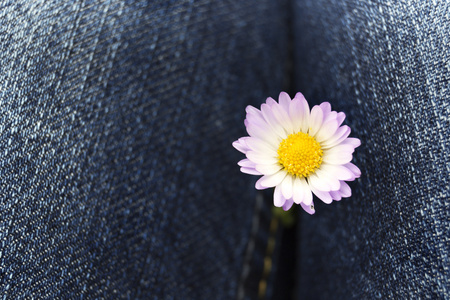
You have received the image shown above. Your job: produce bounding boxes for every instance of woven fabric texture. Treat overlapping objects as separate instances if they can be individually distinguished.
[293,0,449,299]
[0,0,288,298]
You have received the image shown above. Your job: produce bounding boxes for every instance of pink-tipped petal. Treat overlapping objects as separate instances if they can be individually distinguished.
[273,185,286,207]
[246,112,273,133]
[265,97,277,107]
[341,137,361,148]
[308,180,333,204]
[245,105,261,115]
[300,201,316,215]
[308,105,324,136]
[282,198,294,211]
[336,112,346,126]
[330,190,342,201]
[241,167,262,175]
[315,118,339,142]
[339,181,352,197]
[255,163,282,175]
[310,184,333,204]
[326,143,356,155]
[321,125,351,149]
[344,163,361,178]
[322,152,353,165]
[289,97,304,133]
[257,171,287,188]
[255,179,267,190]
[294,92,306,101]
[246,151,278,165]
[271,102,294,135]
[314,169,341,191]
[323,111,337,123]
[319,102,331,114]
[238,158,255,168]
[245,137,278,154]
[278,92,292,113]
[246,124,280,147]
[232,140,248,154]
[319,164,355,181]
[294,93,310,133]
[308,173,331,192]
[261,103,288,138]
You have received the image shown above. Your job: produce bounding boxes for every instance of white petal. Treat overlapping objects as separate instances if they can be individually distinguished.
[280,175,293,199]
[322,152,353,165]
[246,112,272,133]
[308,105,323,136]
[339,181,352,197]
[246,124,280,147]
[308,173,331,192]
[325,144,356,156]
[292,177,304,204]
[282,199,294,211]
[294,93,310,133]
[246,151,278,165]
[273,185,286,207]
[315,118,339,142]
[240,167,262,175]
[261,103,288,138]
[278,92,291,113]
[319,164,355,181]
[323,111,337,123]
[300,201,315,215]
[266,97,277,107]
[245,109,268,130]
[319,102,331,115]
[330,190,342,201]
[256,170,287,188]
[314,169,340,191]
[271,102,294,135]
[321,125,351,149]
[238,158,255,168]
[232,139,249,153]
[255,163,282,175]
[255,179,266,190]
[344,163,361,178]
[300,178,313,205]
[309,181,333,204]
[245,105,262,116]
[336,112,346,126]
[341,137,361,148]
[245,137,278,154]
[289,97,304,132]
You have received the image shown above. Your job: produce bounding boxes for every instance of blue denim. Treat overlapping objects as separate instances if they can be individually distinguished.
[1,0,449,299]
[293,0,449,299]
[0,0,288,298]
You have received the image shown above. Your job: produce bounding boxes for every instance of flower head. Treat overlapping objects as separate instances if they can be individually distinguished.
[233,92,361,214]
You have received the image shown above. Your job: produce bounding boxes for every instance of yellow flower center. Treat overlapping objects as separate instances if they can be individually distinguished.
[277,132,323,177]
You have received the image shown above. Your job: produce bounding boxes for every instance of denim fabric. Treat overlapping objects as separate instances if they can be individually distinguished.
[0,0,289,298]
[293,0,449,299]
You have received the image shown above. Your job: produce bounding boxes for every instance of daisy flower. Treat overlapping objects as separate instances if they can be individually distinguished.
[233,92,361,214]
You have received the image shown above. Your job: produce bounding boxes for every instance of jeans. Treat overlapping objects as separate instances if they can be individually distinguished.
[294,0,449,299]
[0,0,448,299]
